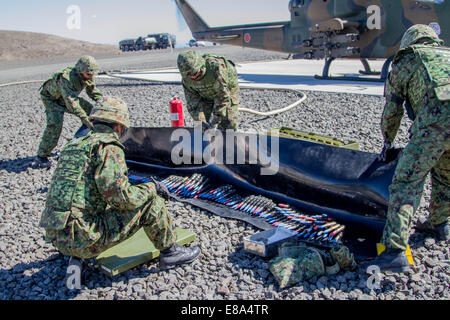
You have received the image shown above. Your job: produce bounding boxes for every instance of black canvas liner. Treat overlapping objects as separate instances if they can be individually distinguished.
[119,127,401,259]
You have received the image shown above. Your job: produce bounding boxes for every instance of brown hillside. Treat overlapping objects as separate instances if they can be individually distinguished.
[0,30,120,61]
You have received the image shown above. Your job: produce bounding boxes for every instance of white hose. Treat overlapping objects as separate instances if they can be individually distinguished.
[103,72,308,117]
[238,86,307,116]
[0,80,43,87]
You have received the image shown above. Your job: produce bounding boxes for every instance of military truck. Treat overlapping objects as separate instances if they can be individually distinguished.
[147,33,176,49]
[119,36,157,51]
[119,33,176,52]
[118,39,136,52]
[134,36,157,50]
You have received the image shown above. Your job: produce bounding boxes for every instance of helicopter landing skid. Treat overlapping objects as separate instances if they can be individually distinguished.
[359,58,381,75]
[314,57,393,83]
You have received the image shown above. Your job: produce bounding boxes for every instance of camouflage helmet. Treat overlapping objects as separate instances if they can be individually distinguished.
[89,96,130,128]
[75,55,99,75]
[177,51,204,78]
[400,24,442,49]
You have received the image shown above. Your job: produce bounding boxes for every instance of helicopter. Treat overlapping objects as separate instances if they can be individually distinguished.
[175,0,449,82]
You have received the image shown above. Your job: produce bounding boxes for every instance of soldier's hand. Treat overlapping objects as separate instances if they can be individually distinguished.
[82,119,94,130]
[151,178,170,201]
[378,141,392,162]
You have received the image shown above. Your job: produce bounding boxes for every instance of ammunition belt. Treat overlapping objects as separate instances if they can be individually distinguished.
[129,173,346,247]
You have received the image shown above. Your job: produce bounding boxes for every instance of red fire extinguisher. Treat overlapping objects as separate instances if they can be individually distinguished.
[169,97,184,127]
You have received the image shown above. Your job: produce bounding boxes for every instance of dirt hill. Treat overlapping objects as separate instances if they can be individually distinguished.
[0,30,120,61]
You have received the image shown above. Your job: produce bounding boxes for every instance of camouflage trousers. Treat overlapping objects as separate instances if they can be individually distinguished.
[45,196,176,259]
[188,94,239,130]
[381,120,450,251]
[37,93,94,158]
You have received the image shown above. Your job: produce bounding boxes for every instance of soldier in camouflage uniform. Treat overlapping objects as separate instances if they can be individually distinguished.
[39,96,201,270]
[177,51,239,130]
[34,56,103,169]
[371,25,449,273]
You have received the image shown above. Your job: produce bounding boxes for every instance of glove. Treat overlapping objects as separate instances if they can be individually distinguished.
[74,122,92,138]
[81,118,94,130]
[378,141,392,162]
[151,178,170,201]
[197,121,211,131]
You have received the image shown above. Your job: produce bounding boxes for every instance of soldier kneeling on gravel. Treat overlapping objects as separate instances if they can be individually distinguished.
[370,25,449,273]
[34,55,104,169]
[38,96,201,273]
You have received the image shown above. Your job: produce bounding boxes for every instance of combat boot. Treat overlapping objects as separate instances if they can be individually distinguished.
[415,218,450,241]
[33,156,53,169]
[159,243,201,270]
[74,124,89,138]
[366,249,411,273]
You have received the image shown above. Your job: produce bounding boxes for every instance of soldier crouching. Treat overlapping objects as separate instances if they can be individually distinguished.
[38,96,201,270]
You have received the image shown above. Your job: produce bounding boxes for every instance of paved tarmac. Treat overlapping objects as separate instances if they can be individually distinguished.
[0,46,284,83]
[102,59,386,96]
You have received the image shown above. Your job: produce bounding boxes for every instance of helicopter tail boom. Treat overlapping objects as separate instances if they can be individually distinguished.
[175,0,210,33]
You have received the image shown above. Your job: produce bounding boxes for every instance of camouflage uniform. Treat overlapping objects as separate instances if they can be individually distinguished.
[39,97,176,259]
[269,243,325,289]
[37,56,103,158]
[380,25,450,251]
[269,242,356,288]
[330,244,357,271]
[177,51,239,130]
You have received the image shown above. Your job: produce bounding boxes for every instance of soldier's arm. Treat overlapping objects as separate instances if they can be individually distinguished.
[211,62,233,123]
[381,76,405,144]
[85,78,103,102]
[60,77,93,127]
[380,54,415,143]
[94,144,157,211]
[183,82,207,122]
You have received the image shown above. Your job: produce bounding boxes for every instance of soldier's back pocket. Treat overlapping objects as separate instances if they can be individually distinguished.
[38,207,71,230]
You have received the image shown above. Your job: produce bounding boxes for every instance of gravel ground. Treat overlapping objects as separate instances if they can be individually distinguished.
[0,48,448,300]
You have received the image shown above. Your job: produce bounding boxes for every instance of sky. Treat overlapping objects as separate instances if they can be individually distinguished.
[0,0,290,47]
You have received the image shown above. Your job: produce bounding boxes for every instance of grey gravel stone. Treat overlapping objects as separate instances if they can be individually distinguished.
[322,288,332,299]
[317,276,328,286]
[424,238,435,249]
[358,294,374,300]
[425,259,437,268]
[396,292,406,300]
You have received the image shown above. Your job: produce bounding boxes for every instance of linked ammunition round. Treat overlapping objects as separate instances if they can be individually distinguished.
[132,173,347,246]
